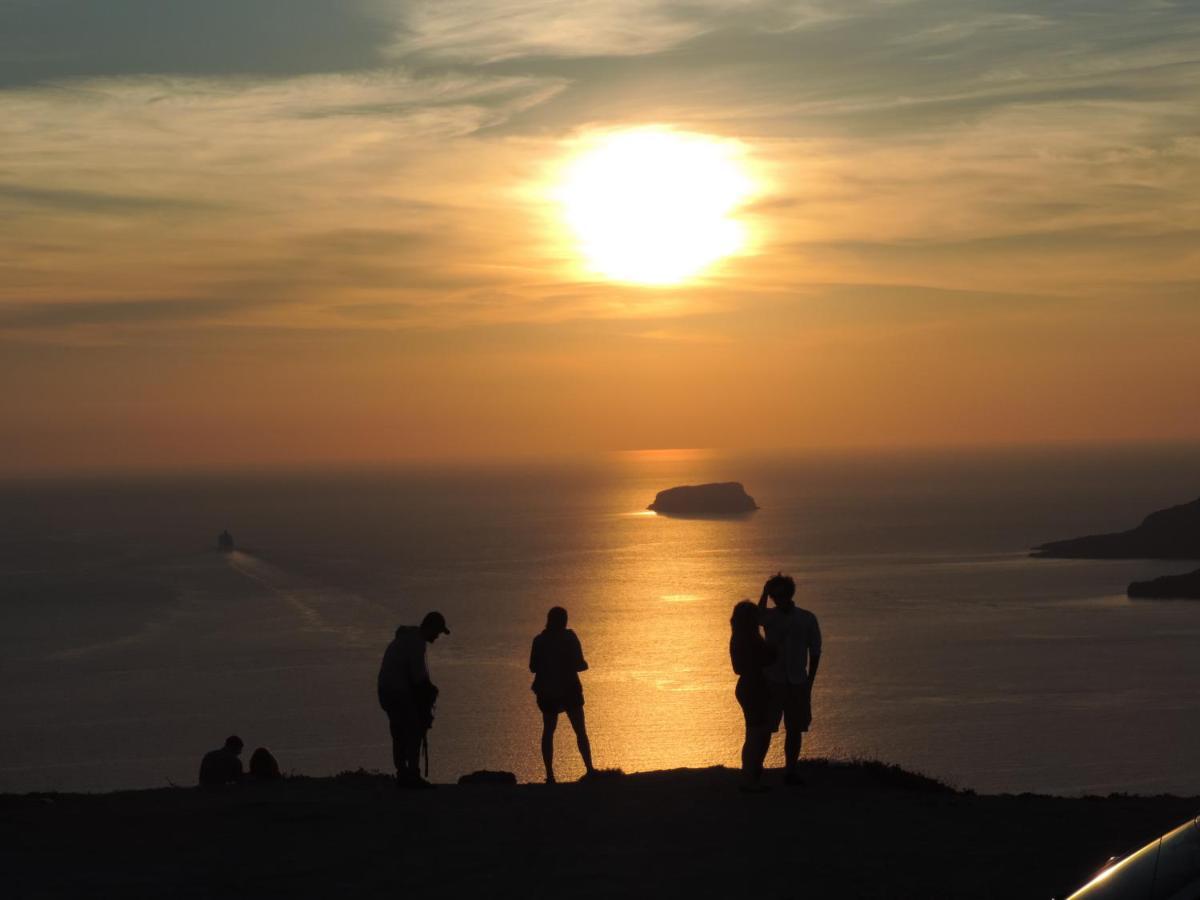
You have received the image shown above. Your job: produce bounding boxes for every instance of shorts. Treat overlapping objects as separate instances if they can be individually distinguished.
[735,677,771,728]
[766,682,812,734]
[536,689,584,715]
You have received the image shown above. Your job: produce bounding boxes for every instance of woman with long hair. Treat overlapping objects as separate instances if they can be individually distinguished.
[730,599,776,791]
[530,606,596,783]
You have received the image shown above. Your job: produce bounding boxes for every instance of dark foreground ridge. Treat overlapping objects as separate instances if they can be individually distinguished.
[4,762,1197,900]
[1128,567,1200,599]
[648,481,758,516]
[1032,496,1200,559]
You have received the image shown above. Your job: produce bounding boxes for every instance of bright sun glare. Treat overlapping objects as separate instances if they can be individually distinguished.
[557,128,755,286]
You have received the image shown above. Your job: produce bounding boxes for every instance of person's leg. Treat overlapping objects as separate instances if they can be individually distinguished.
[387,709,406,777]
[783,728,803,774]
[564,705,595,774]
[750,725,771,782]
[782,685,809,782]
[740,725,761,785]
[764,682,784,772]
[403,726,425,782]
[541,710,559,783]
[740,724,754,780]
[389,704,426,785]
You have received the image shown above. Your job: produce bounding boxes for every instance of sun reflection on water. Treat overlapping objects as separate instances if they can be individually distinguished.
[557,512,757,780]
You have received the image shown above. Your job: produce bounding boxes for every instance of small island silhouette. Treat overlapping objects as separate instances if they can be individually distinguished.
[647,482,758,517]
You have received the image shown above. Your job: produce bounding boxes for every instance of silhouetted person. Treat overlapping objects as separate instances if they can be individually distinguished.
[248,746,281,781]
[530,606,595,783]
[378,612,449,789]
[198,735,244,787]
[758,574,822,785]
[730,600,776,792]
[217,530,234,552]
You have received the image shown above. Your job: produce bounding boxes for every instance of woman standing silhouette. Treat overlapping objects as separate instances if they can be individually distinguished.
[730,600,776,792]
[530,606,596,783]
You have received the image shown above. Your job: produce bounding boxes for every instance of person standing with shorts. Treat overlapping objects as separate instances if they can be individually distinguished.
[758,573,821,785]
[530,606,596,784]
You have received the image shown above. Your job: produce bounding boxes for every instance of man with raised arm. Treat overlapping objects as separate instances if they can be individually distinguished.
[377,611,450,789]
[758,573,822,785]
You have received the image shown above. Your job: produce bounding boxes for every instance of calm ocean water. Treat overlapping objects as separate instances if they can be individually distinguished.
[2,446,1199,795]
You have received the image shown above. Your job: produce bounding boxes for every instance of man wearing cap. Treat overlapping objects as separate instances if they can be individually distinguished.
[377,612,450,789]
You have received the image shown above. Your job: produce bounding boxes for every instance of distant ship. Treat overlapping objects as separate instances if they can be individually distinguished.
[217,530,235,553]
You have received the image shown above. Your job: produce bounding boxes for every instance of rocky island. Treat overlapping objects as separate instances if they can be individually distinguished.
[1127,568,1200,599]
[647,482,758,516]
[1031,496,1200,559]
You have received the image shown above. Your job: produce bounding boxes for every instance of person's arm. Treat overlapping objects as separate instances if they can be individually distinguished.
[530,636,541,674]
[572,632,589,673]
[759,636,778,668]
[807,615,822,687]
[758,580,771,610]
[407,638,430,688]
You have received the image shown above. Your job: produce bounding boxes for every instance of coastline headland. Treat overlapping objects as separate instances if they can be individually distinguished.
[4,761,1197,899]
[1128,568,1200,599]
[1032,497,1200,559]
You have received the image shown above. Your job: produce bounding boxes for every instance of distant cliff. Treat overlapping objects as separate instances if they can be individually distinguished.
[1128,569,1200,599]
[1031,497,1200,560]
[648,482,758,516]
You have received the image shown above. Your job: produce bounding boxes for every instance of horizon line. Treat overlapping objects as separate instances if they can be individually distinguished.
[3,437,1200,482]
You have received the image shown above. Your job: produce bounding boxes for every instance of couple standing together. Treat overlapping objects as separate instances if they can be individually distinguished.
[532,582,822,789]
[730,573,822,792]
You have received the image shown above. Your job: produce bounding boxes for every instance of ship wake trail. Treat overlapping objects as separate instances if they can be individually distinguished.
[225,550,390,647]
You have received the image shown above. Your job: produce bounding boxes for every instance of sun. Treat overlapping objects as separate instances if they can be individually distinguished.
[556,128,755,286]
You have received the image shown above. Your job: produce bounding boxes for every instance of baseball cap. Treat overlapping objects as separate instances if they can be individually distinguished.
[422,611,451,635]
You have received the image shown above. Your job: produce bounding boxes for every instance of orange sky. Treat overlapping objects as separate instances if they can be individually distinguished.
[1,1,1198,472]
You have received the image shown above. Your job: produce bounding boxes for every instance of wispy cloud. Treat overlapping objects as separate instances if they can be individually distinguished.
[0,0,1196,381]
[0,182,221,214]
[30,0,1200,472]
[388,0,761,62]
[0,0,391,86]
[0,296,248,329]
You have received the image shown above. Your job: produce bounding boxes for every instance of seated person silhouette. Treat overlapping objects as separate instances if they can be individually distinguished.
[248,746,281,781]
[530,606,596,783]
[198,735,244,787]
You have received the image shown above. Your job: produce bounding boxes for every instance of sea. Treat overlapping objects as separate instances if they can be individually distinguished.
[2,445,1199,796]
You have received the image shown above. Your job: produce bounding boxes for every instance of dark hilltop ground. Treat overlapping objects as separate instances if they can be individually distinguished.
[4,761,1197,899]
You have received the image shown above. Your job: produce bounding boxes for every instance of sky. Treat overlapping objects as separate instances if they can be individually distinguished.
[1,0,1198,472]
